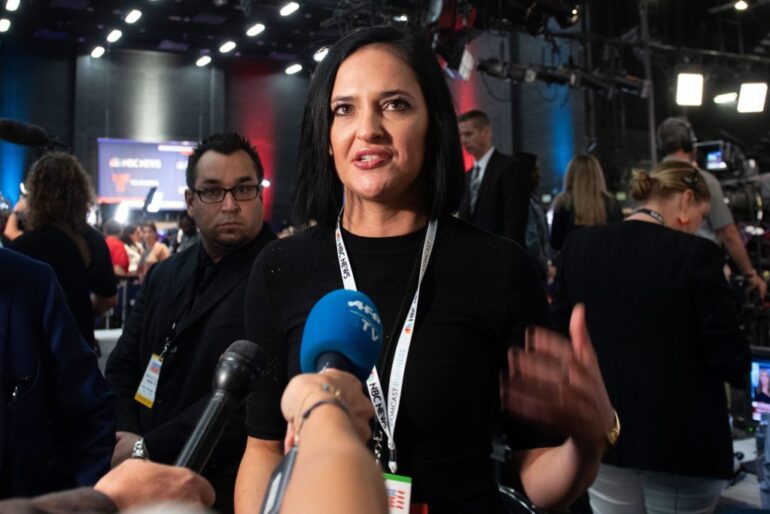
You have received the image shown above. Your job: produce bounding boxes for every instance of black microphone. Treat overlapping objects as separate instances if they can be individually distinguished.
[0,119,51,147]
[175,340,269,472]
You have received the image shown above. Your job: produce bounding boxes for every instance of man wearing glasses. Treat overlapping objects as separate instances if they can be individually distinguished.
[106,132,276,514]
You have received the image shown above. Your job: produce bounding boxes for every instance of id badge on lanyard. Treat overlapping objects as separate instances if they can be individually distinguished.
[334,212,437,473]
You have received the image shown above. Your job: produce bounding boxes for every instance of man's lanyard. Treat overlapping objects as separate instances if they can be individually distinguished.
[335,212,437,473]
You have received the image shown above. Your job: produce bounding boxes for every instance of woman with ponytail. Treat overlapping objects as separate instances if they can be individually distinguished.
[552,159,750,513]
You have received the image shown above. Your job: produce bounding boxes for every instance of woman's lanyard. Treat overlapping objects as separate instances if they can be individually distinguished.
[335,212,438,473]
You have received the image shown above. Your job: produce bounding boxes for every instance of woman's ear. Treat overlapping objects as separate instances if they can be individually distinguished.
[680,189,695,210]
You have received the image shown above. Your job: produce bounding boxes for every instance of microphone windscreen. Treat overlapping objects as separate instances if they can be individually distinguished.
[300,289,382,381]
[0,119,50,147]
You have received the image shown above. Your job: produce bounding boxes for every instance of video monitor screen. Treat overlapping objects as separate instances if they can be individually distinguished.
[97,138,195,210]
[750,356,770,421]
[705,150,728,171]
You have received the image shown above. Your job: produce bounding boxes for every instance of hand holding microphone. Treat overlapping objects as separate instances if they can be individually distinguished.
[259,289,383,514]
[281,370,374,452]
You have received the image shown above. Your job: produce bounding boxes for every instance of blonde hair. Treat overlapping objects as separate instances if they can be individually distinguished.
[554,154,611,226]
[630,160,710,204]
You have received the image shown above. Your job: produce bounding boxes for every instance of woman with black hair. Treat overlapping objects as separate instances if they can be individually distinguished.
[236,27,614,514]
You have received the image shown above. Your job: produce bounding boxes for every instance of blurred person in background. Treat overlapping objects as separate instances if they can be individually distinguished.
[174,211,200,253]
[549,154,622,252]
[138,221,170,278]
[121,223,143,275]
[9,152,117,352]
[657,116,766,299]
[103,218,129,277]
[552,160,750,514]
[0,193,11,247]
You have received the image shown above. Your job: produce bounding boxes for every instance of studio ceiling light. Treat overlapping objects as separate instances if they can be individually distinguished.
[107,29,122,43]
[5,0,19,12]
[0,18,9,32]
[280,2,299,16]
[196,55,212,67]
[735,1,749,11]
[737,82,768,113]
[246,23,265,36]
[219,41,236,53]
[714,92,738,104]
[91,46,105,58]
[285,63,302,75]
[676,73,704,106]
[125,10,142,24]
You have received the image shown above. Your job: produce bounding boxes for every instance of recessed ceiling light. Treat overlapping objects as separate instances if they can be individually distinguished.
[219,41,236,53]
[5,0,19,12]
[0,18,9,32]
[285,63,302,75]
[196,55,212,67]
[107,29,123,43]
[280,2,299,16]
[125,9,142,24]
[393,14,408,22]
[247,23,265,36]
[735,1,749,11]
[91,46,105,58]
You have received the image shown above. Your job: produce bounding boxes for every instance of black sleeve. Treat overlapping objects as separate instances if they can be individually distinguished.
[549,205,568,251]
[550,244,573,337]
[244,252,288,441]
[693,242,751,387]
[502,247,560,450]
[85,227,117,298]
[104,270,156,434]
[504,160,531,246]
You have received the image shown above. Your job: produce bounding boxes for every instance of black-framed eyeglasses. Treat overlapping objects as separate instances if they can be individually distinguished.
[194,184,261,204]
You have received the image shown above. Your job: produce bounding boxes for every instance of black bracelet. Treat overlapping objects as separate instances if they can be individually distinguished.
[295,398,349,443]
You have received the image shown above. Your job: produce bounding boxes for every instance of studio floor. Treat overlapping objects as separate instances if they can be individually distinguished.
[718,438,764,511]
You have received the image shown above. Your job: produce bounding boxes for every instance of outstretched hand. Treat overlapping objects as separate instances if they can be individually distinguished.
[500,304,614,449]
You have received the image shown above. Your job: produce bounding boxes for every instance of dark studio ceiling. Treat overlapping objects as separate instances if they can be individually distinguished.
[2,1,770,65]
[1,0,769,162]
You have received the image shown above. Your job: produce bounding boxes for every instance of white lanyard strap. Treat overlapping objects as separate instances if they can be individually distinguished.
[335,212,437,473]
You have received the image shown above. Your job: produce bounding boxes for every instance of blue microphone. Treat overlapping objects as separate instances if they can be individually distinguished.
[300,289,383,382]
[260,290,382,514]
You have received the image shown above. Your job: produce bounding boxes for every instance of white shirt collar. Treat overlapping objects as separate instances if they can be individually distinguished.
[474,146,495,171]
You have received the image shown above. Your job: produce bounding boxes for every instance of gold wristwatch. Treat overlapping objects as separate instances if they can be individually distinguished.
[605,409,621,448]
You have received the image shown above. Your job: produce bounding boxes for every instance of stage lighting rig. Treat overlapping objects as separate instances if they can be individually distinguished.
[525,0,581,36]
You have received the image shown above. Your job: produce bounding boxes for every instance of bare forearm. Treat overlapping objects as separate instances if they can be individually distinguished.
[283,406,387,514]
[234,438,282,514]
[718,224,754,274]
[516,438,603,510]
[4,211,23,240]
[93,294,118,315]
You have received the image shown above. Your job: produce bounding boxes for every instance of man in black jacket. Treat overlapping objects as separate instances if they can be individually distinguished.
[105,132,276,514]
[457,110,530,244]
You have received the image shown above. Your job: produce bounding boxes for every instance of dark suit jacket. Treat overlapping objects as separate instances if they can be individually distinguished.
[458,150,530,244]
[552,221,749,479]
[105,226,275,514]
[0,249,115,499]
